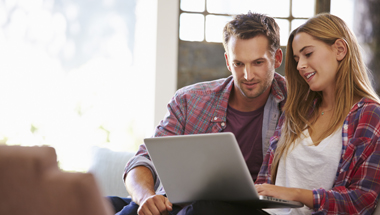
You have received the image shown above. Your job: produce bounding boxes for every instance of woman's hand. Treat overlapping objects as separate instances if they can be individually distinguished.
[255,183,296,201]
[254,183,314,208]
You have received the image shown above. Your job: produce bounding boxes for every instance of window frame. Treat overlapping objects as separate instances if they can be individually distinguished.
[178,0,331,44]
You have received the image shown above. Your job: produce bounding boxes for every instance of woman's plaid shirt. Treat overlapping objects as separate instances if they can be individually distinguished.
[256,98,380,215]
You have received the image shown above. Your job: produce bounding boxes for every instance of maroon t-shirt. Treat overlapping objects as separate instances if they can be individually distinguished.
[223,105,264,181]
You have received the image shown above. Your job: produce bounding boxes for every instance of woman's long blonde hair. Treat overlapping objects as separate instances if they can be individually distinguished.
[271,13,380,182]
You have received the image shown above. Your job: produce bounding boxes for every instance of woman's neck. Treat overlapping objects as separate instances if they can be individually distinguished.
[320,90,335,111]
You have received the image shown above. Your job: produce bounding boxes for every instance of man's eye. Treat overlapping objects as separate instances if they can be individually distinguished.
[253,61,264,66]
[233,62,242,67]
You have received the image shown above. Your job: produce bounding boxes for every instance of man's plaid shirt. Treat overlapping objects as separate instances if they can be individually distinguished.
[125,73,287,192]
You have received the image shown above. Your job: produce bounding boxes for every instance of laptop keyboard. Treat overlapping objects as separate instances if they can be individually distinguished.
[262,196,290,203]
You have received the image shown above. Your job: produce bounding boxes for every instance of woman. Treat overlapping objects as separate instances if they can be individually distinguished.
[255,13,380,214]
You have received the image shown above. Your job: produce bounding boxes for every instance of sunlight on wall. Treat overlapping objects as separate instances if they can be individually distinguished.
[0,0,148,172]
[331,0,354,31]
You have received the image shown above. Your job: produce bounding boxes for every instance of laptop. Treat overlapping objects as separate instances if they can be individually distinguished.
[144,132,303,208]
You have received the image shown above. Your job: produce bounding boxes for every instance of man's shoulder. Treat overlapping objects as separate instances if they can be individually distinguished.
[176,76,233,97]
[273,72,286,89]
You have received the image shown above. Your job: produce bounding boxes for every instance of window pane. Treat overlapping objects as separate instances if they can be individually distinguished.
[291,19,307,32]
[179,13,204,41]
[180,0,205,12]
[207,0,239,14]
[275,19,290,46]
[207,0,289,17]
[206,15,232,43]
[292,0,315,17]
[259,0,290,17]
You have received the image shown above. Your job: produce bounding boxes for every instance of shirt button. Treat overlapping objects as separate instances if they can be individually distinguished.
[344,124,348,130]
[214,117,218,120]
[221,122,225,127]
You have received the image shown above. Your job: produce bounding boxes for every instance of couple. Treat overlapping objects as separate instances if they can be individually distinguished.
[110,12,380,215]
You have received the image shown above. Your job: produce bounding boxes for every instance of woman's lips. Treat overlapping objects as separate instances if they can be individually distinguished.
[305,72,316,82]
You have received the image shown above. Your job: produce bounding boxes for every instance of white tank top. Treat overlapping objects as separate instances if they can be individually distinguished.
[264,127,342,215]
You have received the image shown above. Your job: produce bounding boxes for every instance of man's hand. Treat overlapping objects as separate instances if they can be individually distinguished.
[137,194,172,215]
[125,166,173,215]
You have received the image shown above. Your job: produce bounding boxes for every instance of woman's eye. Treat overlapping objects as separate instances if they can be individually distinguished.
[305,52,312,57]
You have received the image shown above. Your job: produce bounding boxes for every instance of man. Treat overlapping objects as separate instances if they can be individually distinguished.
[110,11,286,215]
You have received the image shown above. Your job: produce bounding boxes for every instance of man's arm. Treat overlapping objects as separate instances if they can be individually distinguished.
[125,166,172,215]
[123,89,198,214]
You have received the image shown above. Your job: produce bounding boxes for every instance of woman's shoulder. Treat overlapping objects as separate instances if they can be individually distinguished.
[344,98,380,149]
[348,98,380,135]
[357,98,380,116]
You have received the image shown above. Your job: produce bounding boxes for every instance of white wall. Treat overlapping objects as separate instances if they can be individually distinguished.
[154,0,179,130]
[330,0,354,31]
[134,0,178,135]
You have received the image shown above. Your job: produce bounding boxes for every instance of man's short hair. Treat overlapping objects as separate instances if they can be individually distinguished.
[223,11,280,55]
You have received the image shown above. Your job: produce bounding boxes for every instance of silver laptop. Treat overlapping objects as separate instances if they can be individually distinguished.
[144,132,303,208]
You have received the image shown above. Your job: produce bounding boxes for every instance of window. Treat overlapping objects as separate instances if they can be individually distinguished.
[179,0,316,46]
[0,0,144,172]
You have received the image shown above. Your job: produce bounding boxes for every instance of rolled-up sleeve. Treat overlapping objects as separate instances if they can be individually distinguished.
[123,147,161,192]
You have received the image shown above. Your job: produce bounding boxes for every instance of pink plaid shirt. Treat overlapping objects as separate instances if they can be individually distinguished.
[125,73,287,192]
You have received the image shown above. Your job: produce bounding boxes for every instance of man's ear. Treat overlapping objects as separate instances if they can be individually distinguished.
[334,39,347,61]
[224,52,231,71]
[274,48,283,69]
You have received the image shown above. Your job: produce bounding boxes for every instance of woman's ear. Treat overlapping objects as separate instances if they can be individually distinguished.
[334,39,347,61]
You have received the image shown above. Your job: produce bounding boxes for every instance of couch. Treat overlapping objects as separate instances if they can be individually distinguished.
[88,146,135,198]
[0,145,113,215]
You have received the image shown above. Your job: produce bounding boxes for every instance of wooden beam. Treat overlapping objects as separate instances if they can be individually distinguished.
[315,0,331,14]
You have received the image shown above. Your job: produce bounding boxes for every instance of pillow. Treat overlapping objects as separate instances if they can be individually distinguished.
[88,146,135,198]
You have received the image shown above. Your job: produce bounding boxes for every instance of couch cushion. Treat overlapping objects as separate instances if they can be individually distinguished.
[88,146,135,198]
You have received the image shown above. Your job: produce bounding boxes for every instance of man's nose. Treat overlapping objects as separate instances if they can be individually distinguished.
[244,66,254,80]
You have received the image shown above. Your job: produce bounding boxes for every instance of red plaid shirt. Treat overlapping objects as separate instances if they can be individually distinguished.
[256,98,380,215]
